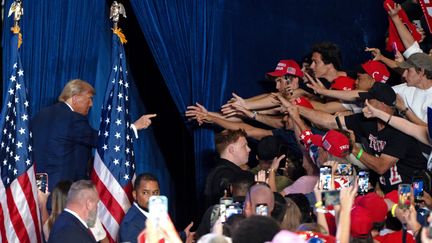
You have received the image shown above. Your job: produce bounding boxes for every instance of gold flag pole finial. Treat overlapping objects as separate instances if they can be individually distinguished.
[110,1,127,44]
[8,0,23,47]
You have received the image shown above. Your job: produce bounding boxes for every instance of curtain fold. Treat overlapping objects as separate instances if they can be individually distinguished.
[130,0,230,195]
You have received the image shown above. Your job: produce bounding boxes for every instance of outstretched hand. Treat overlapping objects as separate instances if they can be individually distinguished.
[133,114,157,130]
[185,103,212,125]
[365,47,383,61]
[304,72,327,95]
[362,99,386,119]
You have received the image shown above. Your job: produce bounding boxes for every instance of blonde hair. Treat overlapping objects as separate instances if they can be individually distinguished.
[280,198,302,231]
[58,79,95,102]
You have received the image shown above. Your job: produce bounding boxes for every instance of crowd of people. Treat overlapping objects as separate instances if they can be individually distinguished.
[32,0,432,243]
[182,1,432,242]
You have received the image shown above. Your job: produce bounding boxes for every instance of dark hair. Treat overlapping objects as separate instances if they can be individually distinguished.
[271,192,287,223]
[232,215,280,243]
[134,173,159,190]
[285,193,315,223]
[223,214,246,237]
[312,42,342,70]
[415,67,432,79]
[215,129,247,154]
[257,136,280,162]
[231,176,253,197]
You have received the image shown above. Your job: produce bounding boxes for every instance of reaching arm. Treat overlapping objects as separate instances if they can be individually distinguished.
[363,100,430,145]
[223,103,284,128]
[352,144,399,174]
[310,100,349,114]
[387,3,415,50]
[221,93,279,112]
[297,106,345,130]
[365,47,401,69]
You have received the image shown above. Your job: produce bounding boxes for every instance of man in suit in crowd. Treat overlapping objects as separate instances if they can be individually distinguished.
[48,180,99,243]
[32,79,156,192]
[118,173,160,243]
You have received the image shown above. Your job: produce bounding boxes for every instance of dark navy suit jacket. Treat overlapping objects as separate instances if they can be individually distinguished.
[118,203,147,243]
[32,102,98,191]
[48,210,97,243]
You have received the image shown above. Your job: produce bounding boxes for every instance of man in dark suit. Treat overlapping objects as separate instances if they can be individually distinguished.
[48,180,99,243]
[32,79,156,192]
[118,173,160,243]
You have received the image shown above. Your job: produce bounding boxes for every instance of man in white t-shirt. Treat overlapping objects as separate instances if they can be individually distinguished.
[395,52,432,125]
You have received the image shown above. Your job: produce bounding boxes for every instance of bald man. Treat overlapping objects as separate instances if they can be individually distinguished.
[243,183,275,217]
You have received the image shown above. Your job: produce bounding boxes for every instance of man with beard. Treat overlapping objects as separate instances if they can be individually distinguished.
[48,180,99,243]
[118,173,160,243]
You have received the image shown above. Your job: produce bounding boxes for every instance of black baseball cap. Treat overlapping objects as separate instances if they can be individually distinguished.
[358,82,396,107]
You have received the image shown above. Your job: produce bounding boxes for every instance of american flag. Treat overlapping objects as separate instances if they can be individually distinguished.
[0,27,42,242]
[90,29,135,242]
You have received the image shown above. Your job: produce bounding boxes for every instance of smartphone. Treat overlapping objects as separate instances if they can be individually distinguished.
[36,173,48,193]
[149,195,168,225]
[413,20,422,29]
[322,190,340,206]
[392,42,398,56]
[358,171,369,195]
[219,197,233,222]
[398,184,412,209]
[225,203,243,220]
[255,203,268,216]
[319,166,332,190]
[413,176,424,203]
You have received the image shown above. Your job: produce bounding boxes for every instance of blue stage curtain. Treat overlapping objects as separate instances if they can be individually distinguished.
[2,0,172,196]
[130,0,231,196]
[130,0,387,196]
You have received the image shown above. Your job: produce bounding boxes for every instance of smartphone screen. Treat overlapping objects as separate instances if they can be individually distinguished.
[358,171,369,195]
[413,177,424,203]
[225,204,243,220]
[398,184,412,209]
[255,203,268,216]
[149,195,168,225]
[320,166,332,190]
[36,173,48,193]
[322,190,340,206]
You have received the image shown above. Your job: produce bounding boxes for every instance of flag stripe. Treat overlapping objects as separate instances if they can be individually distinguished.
[98,202,120,241]
[18,169,42,241]
[93,152,131,212]
[0,203,8,243]
[6,186,30,243]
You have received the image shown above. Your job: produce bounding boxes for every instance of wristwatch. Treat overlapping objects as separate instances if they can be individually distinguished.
[400,107,409,116]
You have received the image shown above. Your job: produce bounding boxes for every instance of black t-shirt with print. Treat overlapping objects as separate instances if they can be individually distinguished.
[345,113,427,193]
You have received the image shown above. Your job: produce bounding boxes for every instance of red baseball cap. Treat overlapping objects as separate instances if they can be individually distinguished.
[267,59,304,78]
[350,206,373,238]
[310,130,350,158]
[355,192,388,223]
[292,96,314,109]
[384,190,398,204]
[361,60,390,83]
[331,76,355,90]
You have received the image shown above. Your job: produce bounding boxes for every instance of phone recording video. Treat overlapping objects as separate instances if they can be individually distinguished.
[36,173,48,193]
[149,195,168,225]
[413,176,424,203]
[398,184,412,209]
[319,166,332,190]
[322,190,340,206]
[255,203,268,216]
[358,170,369,195]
